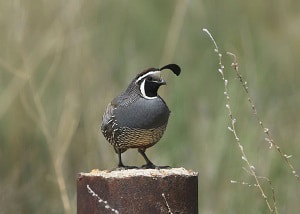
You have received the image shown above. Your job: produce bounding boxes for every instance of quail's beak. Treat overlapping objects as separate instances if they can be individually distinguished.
[151,71,166,85]
[157,78,166,85]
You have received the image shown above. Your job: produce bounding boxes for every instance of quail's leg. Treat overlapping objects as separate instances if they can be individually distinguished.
[112,148,137,170]
[138,148,170,169]
[117,149,125,168]
[138,148,155,168]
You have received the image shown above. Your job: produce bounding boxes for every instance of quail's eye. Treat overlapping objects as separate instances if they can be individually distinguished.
[146,76,153,81]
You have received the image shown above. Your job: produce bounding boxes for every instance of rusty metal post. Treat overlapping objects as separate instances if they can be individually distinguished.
[77,168,198,214]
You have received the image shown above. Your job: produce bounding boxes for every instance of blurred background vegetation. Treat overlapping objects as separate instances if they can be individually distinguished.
[1,0,300,213]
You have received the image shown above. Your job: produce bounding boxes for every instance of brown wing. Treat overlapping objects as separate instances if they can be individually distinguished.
[101,102,117,143]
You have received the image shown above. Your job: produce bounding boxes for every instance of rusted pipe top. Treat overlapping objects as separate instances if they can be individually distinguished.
[80,167,198,178]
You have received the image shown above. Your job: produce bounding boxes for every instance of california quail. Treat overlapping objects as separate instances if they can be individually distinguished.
[101,64,181,169]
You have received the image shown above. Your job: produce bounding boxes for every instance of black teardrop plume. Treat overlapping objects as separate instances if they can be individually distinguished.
[159,64,181,76]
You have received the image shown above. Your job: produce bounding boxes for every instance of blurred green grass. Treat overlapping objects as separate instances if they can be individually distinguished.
[1,0,300,213]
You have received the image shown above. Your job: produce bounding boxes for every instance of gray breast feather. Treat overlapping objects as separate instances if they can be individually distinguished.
[114,96,170,129]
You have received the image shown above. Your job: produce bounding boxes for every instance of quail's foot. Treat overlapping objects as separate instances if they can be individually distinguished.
[111,165,138,171]
[140,163,171,169]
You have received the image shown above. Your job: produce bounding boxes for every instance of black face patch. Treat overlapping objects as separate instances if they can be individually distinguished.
[139,73,165,99]
[144,79,161,97]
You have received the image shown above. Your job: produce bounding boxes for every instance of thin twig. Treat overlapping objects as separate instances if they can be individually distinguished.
[87,185,119,214]
[162,193,173,214]
[227,52,300,181]
[203,28,278,213]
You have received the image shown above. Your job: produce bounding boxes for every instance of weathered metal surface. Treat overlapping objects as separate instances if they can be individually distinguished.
[77,168,198,214]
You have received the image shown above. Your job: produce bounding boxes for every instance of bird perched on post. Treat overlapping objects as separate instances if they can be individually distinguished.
[101,64,181,169]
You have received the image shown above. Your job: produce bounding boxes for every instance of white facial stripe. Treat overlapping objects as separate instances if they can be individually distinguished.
[135,70,161,83]
[140,79,157,100]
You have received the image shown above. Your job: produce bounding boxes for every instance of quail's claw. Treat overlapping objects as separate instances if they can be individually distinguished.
[140,164,171,170]
[111,165,138,171]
